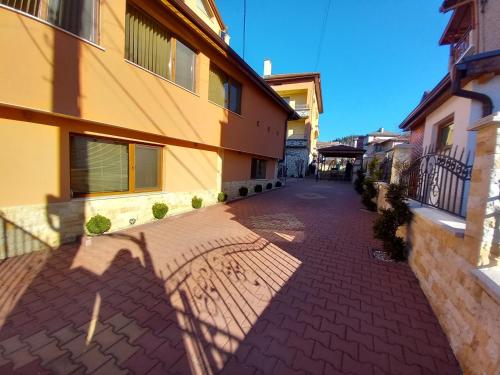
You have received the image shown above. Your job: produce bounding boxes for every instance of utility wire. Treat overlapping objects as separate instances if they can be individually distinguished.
[242,0,247,59]
[315,0,333,70]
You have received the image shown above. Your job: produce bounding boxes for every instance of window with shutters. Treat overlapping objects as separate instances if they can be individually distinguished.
[125,3,197,92]
[70,135,162,197]
[1,0,99,43]
[208,63,242,114]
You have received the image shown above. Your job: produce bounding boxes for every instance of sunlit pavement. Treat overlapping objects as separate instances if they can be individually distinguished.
[0,179,460,374]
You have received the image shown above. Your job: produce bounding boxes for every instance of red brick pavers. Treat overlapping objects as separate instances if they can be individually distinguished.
[0,180,461,374]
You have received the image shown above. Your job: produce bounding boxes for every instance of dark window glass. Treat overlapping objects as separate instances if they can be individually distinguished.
[251,158,267,179]
[48,0,99,42]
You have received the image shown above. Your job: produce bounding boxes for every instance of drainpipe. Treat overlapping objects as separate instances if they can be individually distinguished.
[452,64,493,117]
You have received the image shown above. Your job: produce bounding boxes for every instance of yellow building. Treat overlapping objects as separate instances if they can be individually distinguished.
[264,62,324,177]
[0,0,297,258]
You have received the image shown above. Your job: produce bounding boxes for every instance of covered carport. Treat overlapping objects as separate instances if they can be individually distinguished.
[317,145,365,181]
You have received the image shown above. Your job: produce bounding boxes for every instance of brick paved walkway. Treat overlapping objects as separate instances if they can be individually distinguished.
[0,180,461,374]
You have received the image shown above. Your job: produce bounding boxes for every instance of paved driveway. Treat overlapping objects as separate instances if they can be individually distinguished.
[0,180,460,374]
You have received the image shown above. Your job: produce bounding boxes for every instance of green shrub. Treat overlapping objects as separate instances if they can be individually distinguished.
[254,184,263,193]
[275,181,282,188]
[354,169,365,195]
[217,192,227,202]
[192,196,203,209]
[86,214,111,235]
[372,183,412,261]
[367,158,382,181]
[152,202,169,219]
[239,186,248,196]
[361,177,377,211]
[266,183,273,190]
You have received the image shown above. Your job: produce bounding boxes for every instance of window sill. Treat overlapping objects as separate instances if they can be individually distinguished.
[72,191,165,202]
[208,100,243,118]
[408,200,466,238]
[124,60,200,97]
[471,266,500,305]
[0,4,105,51]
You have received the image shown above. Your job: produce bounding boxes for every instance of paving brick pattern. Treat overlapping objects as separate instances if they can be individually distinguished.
[0,180,461,374]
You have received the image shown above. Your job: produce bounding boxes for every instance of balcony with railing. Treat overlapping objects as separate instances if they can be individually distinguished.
[292,104,310,119]
[450,28,474,65]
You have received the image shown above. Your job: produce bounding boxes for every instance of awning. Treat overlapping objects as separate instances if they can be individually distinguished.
[318,145,365,158]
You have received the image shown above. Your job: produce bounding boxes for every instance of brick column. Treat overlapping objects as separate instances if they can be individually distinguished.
[465,113,500,266]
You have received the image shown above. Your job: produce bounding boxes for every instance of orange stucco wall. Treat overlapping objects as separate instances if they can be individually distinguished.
[0,0,287,158]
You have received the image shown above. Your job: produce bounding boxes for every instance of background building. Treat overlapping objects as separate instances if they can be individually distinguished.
[264,61,324,177]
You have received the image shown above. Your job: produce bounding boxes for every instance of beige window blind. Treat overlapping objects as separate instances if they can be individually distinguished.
[125,4,172,79]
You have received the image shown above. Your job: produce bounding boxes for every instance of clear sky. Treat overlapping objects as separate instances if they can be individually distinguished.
[215,0,451,141]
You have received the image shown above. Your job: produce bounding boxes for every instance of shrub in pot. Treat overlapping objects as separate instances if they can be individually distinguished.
[361,177,377,211]
[239,186,248,196]
[152,203,169,219]
[217,192,227,202]
[275,181,282,188]
[86,214,111,235]
[266,183,273,190]
[254,184,263,193]
[354,169,365,195]
[192,196,203,209]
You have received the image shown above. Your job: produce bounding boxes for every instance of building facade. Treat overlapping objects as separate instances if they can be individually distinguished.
[400,0,500,158]
[264,64,324,177]
[0,0,297,258]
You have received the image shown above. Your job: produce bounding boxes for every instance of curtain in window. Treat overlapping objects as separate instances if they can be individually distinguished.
[175,40,196,91]
[208,64,227,107]
[1,0,40,16]
[251,159,267,179]
[135,145,160,190]
[48,0,98,42]
[125,4,171,79]
[70,136,129,194]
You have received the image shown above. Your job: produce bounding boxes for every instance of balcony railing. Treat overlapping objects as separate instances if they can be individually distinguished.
[293,104,310,118]
[451,28,473,65]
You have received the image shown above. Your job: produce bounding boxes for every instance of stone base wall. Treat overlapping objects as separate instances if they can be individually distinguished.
[0,189,218,259]
[407,210,500,375]
[285,147,309,177]
[222,179,280,201]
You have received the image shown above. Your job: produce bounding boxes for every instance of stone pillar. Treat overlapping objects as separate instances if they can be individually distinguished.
[390,144,413,184]
[465,113,500,266]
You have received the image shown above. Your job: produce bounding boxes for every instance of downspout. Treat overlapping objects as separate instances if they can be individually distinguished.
[452,63,493,117]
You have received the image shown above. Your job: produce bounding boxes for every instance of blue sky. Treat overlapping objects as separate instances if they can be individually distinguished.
[216,0,451,141]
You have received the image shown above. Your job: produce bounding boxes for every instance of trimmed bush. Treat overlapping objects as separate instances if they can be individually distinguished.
[361,177,377,211]
[373,183,412,261]
[275,181,282,188]
[254,184,263,193]
[239,186,248,196]
[152,203,169,219]
[354,169,365,195]
[192,196,203,209]
[266,183,273,190]
[86,214,111,235]
[217,192,227,202]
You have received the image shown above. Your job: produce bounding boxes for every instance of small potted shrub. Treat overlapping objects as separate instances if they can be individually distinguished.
[152,203,169,219]
[275,181,282,188]
[254,184,263,193]
[266,183,273,190]
[192,196,203,209]
[217,192,227,202]
[239,186,248,196]
[86,214,111,235]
